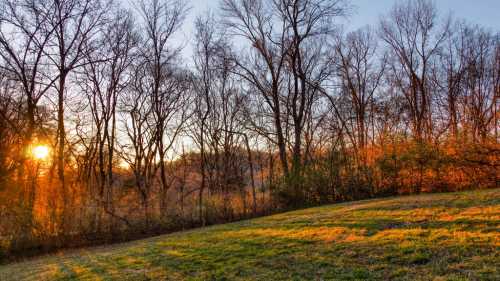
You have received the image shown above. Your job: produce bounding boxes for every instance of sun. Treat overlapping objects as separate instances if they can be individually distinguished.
[32,145,50,160]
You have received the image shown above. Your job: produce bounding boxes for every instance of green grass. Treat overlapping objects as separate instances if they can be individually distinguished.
[1,189,499,281]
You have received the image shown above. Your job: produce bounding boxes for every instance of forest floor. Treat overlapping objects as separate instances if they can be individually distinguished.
[0,188,499,281]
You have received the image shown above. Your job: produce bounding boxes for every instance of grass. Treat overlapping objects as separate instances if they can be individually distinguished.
[0,189,499,281]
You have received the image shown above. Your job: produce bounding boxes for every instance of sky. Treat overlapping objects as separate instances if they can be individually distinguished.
[176,0,500,61]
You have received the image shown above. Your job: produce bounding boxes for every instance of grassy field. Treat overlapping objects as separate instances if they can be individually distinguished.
[0,189,499,281]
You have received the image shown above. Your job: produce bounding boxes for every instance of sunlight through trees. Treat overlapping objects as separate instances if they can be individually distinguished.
[0,0,497,263]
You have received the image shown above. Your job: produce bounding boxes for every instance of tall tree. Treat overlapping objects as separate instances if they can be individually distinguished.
[331,27,385,163]
[192,14,218,224]
[0,0,59,230]
[46,0,108,232]
[135,0,189,219]
[78,8,136,230]
[380,0,451,142]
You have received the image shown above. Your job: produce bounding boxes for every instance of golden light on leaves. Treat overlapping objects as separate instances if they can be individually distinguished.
[32,145,50,160]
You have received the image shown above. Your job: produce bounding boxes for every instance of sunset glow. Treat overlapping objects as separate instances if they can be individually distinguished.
[32,145,50,160]
[0,0,497,278]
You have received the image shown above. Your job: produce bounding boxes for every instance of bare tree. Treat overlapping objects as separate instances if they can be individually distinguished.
[0,0,60,230]
[222,0,347,205]
[380,0,451,142]
[120,69,157,227]
[78,8,136,231]
[192,14,218,224]
[331,27,385,164]
[135,0,190,220]
[44,0,109,232]
[434,22,465,140]
[459,25,498,142]
[221,0,290,178]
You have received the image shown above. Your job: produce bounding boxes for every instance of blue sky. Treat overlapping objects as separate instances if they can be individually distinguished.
[349,0,500,30]
[177,0,500,60]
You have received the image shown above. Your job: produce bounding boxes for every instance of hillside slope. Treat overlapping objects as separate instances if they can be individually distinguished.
[1,189,499,281]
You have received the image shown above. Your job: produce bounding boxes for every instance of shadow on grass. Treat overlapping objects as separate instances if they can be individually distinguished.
[3,189,499,281]
[48,215,498,280]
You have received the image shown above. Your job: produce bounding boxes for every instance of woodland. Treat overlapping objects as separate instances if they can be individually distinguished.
[0,0,498,260]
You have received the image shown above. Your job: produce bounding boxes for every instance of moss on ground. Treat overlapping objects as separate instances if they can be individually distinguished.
[0,189,498,280]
